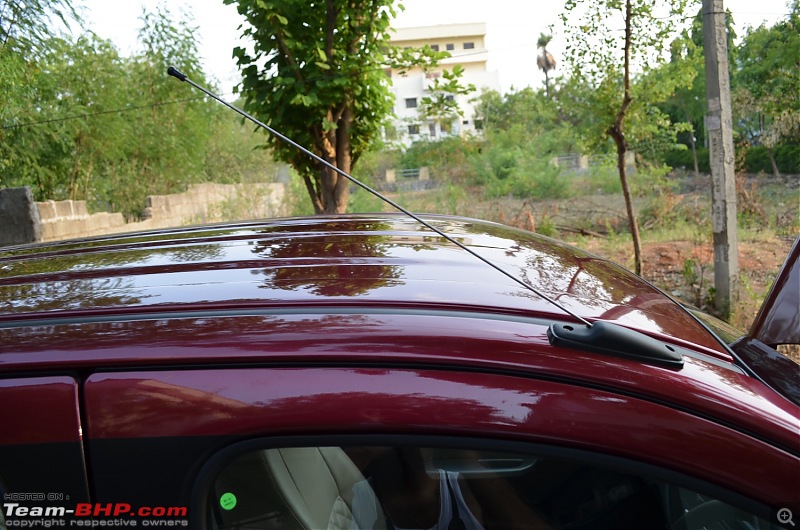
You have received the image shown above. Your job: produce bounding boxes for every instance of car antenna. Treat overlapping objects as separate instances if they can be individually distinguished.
[167,67,689,368]
[166,66,594,327]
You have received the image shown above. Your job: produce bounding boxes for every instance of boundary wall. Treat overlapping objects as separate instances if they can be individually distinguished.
[1,183,285,245]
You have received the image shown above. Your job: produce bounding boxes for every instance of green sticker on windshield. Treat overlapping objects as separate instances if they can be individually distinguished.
[220,492,237,511]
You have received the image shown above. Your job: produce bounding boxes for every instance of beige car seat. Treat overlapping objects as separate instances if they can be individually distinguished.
[261,446,368,530]
[211,446,375,530]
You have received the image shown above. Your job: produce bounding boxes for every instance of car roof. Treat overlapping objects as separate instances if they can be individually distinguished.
[0,214,725,355]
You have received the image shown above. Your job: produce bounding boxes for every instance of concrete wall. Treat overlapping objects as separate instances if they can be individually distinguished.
[0,187,43,246]
[0,183,285,245]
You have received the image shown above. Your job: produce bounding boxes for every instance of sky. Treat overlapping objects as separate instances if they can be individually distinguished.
[75,0,793,95]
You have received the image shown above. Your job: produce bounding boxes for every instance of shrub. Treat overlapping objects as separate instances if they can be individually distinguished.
[663,147,710,174]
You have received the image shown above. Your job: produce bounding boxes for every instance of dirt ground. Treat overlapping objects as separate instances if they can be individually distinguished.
[388,175,799,362]
[580,237,794,326]
[585,236,799,364]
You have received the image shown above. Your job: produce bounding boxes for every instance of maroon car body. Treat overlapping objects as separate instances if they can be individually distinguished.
[0,214,797,529]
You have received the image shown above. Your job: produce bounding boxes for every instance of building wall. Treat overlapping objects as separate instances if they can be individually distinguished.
[389,23,500,146]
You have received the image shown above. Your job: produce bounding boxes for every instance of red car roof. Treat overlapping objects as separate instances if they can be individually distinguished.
[0,214,726,356]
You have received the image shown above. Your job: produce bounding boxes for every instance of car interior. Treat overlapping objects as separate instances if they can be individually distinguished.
[205,444,770,530]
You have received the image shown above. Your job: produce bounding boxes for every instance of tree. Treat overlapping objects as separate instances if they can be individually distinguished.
[0,0,78,55]
[536,33,556,98]
[1,3,278,219]
[0,0,80,193]
[225,0,441,214]
[560,0,694,275]
[660,7,739,178]
[418,65,475,136]
[734,2,800,176]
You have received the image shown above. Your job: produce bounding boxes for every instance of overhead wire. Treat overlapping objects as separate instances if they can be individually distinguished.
[2,93,238,130]
[1,44,502,132]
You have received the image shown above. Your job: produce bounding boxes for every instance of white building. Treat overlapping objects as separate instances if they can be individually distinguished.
[388,23,500,146]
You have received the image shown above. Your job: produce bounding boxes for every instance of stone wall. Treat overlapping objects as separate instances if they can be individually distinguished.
[1,183,285,245]
[0,187,43,246]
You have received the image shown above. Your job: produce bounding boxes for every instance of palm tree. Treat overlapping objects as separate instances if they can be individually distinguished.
[536,33,556,98]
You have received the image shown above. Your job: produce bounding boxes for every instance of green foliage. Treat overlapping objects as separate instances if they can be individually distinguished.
[740,145,800,174]
[664,147,711,174]
[0,0,79,56]
[585,163,623,194]
[400,136,479,182]
[418,65,476,127]
[0,5,280,219]
[664,144,800,175]
[351,145,402,182]
[225,0,440,214]
[474,147,570,200]
[467,87,583,200]
[733,3,800,153]
[559,0,696,158]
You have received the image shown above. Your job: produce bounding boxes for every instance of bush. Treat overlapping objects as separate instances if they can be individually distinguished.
[481,155,571,200]
[740,145,800,174]
[664,143,800,175]
[775,144,800,173]
[399,137,479,182]
[663,147,710,174]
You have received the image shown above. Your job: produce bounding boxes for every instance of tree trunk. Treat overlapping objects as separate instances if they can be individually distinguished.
[767,146,780,178]
[610,130,643,276]
[688,129,700,179]
[544,71,550,99]
[303,173,325,215]
[608,0,643,276]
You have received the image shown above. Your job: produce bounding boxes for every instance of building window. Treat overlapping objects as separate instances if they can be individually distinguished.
[408,124,420,135]
[429,123,437,137]
[446,43,454,51]
[405,98,417,109]
[430,44,439,51]
[463,42,475,50]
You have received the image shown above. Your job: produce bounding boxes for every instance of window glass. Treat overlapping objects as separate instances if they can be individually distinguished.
[405,98,418,109]
[203,445,774,530]
[446,43,454,51]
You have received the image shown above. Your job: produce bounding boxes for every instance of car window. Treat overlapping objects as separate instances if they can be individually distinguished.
[200,444,777,530]
[0,480,5,530]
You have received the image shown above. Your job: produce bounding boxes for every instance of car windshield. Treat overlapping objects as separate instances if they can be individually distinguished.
[688,309,800,407]
[688,309,745,345]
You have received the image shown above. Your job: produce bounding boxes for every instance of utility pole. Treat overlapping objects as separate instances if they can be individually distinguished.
[702,0,738,318]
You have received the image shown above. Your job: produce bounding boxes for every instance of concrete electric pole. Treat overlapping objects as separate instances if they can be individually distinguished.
[702,0,739,318]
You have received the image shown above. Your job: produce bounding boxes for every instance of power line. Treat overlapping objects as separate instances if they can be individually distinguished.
[1,92,235,130]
